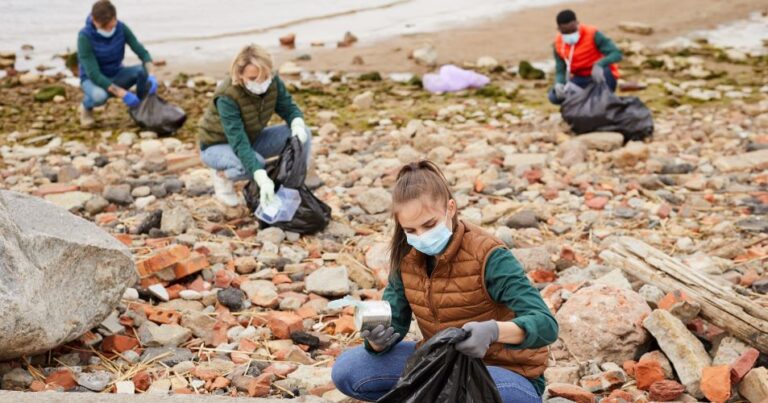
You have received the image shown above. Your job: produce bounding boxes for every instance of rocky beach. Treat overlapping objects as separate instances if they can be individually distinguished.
[1,4,768,403]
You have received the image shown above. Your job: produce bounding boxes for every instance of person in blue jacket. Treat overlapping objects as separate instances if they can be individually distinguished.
[76,0,159,128]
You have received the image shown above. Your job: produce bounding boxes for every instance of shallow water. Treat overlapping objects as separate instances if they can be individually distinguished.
[1,0,569,69]
[663,12,768,55]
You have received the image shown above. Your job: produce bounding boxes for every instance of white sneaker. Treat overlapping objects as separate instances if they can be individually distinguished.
[79,104,95,128]
[210,170,240,206]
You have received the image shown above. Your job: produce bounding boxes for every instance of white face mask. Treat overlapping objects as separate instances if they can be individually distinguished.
[245,77,272,95]
[97,27,116,38]
[562,31,580,45]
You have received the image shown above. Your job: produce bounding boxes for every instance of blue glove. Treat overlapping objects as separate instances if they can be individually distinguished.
[122,91,140,108]
[148,75,158,95]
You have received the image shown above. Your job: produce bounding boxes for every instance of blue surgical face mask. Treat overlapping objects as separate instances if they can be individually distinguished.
[562,31,580,45]
[97,27,116,38]
[405,210,453,256]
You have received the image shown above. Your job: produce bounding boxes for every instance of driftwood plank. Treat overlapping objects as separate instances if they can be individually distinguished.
[600,237,768,353]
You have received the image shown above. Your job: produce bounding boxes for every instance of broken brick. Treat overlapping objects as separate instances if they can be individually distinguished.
[148,309,181,325]
[731,347,760,385]
[268,312,304,339]
[102,334,139,353]
[635,359,665,390]
[174,252,210,279]
[34,184,79,197]
[136,244,191,277]
[45,369,76,390]
[701,365,731,403]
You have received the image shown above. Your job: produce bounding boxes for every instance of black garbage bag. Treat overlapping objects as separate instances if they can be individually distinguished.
[129,94,187,136]
[560,80,653,142]
[244,137,331,234]
[378,328,502,403]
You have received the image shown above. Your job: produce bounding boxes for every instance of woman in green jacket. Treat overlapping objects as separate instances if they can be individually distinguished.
[197,44,311,207]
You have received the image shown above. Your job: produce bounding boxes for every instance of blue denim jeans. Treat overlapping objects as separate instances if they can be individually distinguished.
[548,65,617,105]
[199,124,313,181]
[80,64,149,110]
[332,342,541,403]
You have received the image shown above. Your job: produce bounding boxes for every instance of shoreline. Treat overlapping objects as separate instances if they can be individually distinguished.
[164,0,767,78]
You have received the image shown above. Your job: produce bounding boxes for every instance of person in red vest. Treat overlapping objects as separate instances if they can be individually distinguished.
[548,9,622,104]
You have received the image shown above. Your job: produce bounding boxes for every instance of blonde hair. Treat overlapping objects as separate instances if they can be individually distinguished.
[230,44,274,86]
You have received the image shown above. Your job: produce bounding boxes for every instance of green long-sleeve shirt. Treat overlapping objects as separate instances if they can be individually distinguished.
[554,30,622,84]
[368,248,559,396]
[77,24,152,90]
[212,76,303,174]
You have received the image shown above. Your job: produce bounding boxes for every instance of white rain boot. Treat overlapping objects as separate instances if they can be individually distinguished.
[210,169,240,207]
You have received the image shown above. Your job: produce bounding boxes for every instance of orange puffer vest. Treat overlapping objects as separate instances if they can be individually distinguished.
[555,24,619,79]
[399,220,548,379]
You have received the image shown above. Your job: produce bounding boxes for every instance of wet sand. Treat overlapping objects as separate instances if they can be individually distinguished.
[171,0,767,77]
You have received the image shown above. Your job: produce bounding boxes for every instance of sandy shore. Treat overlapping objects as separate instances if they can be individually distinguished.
[171,0,766,77]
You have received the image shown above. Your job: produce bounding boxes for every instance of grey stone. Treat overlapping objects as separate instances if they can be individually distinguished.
[556,285,651,364]
[103,184,134,205]
[44,191,92,211]
[85,195,110,215]
[160,206,194,235]
[140,347,194,366]
[256,227,286,245]
[639,284,666,308]
[0,190,136,360]
[576,132,624,151]
[357,188,391,214]
[241,280,279,308]
[511,246,554,272]
[713,336,750,366]
[1,368,33,390]
[285,365,333,391]
[557,140,588,167]
[181,311,216,341]
[306,267,351,297]
[643,309,711,398]
[137,322,192,347]
[593,269,633,290]
[506,210,539,229]
[163,178,184,193]
[217,288,246,311]
[75,370,112,391]
[736,218,768,233]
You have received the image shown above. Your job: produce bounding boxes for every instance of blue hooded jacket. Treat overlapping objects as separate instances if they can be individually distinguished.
[78,15,127,81]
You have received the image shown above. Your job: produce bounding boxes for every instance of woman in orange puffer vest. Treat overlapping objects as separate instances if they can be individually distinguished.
[332,161,559,402]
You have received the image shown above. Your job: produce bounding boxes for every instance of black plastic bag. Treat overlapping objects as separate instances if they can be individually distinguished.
[378,328,502,403]
[560,80,653,142]
[129,94,187,136]
[244,137,331,234]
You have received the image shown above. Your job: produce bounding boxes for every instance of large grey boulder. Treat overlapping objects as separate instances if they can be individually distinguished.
[0,190,137,360]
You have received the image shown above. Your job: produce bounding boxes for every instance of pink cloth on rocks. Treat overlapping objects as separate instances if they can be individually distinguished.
[422,65,490,93]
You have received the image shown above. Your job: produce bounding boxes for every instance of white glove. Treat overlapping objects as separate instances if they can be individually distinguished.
[253,169,275,206]
[591,64,606,84]
[291,118,308,144]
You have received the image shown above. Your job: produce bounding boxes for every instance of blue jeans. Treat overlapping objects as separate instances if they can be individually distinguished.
[80,64,149,110]
[548,65,617,105]
[199,124,313,181]
[332,342,541,403]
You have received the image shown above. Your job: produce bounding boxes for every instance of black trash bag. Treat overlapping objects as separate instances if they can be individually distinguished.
[244,137,331,234]
[378,328,502,403]
[129,94,187,136]
[560,80,654,142]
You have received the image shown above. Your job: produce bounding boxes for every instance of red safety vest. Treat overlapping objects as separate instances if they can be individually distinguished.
[555,24,619,79]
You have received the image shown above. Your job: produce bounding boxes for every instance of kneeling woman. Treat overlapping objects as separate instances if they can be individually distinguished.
[332,161,558,402]
[197,44,311,207]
